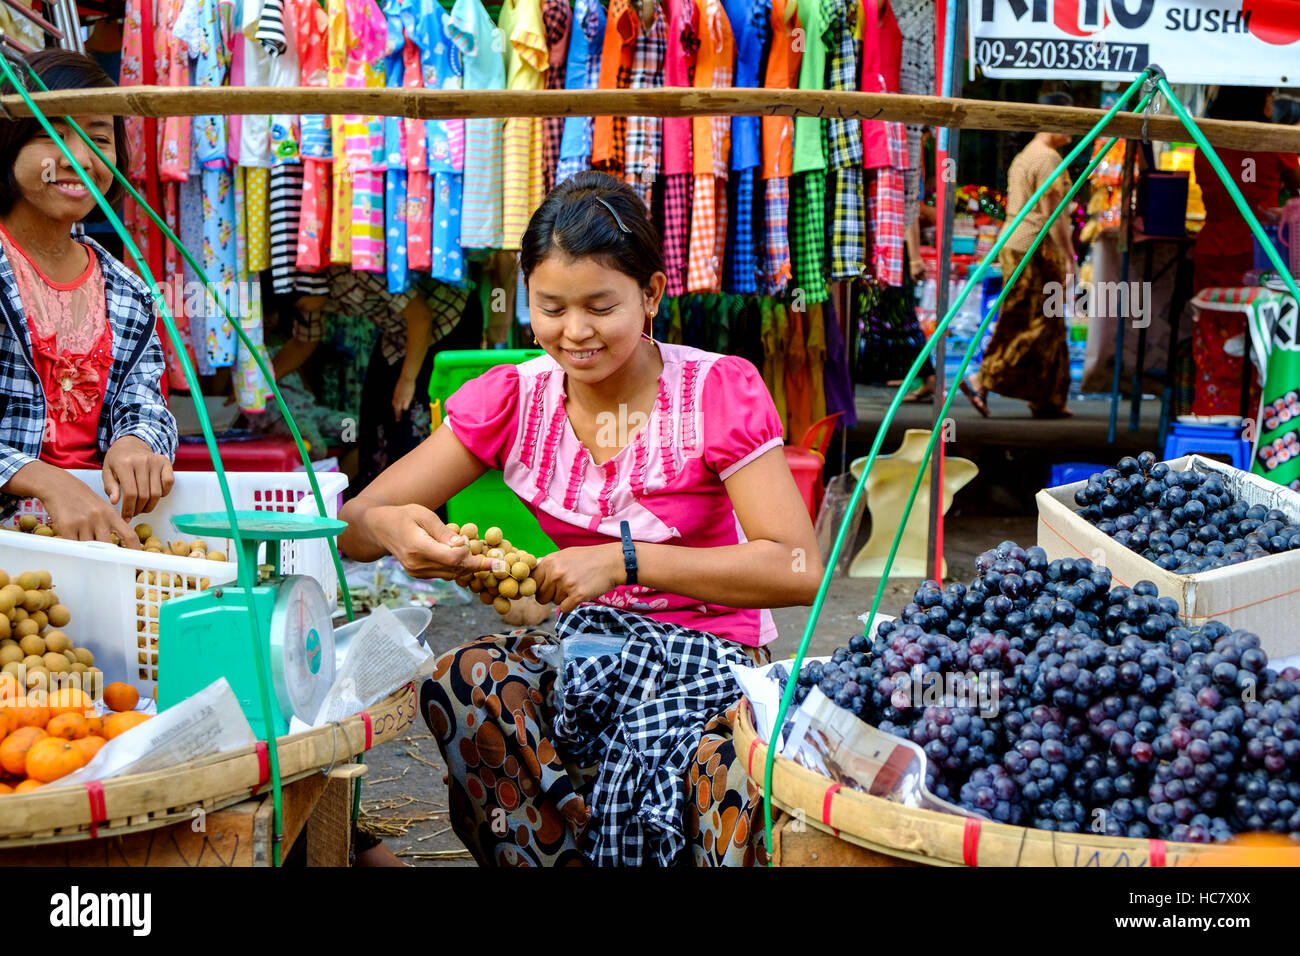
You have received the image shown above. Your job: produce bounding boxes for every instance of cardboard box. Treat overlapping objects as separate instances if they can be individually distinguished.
[1036,455,1300,661]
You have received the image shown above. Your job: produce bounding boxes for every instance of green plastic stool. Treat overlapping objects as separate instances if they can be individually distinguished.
[430,350,556,556]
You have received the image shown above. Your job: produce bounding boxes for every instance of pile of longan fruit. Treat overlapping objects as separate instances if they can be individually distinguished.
[0,569,103,701]
[9,515,227,562]
[449,523,540,617]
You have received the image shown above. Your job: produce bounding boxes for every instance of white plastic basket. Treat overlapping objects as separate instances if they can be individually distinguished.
[0,469,348,697]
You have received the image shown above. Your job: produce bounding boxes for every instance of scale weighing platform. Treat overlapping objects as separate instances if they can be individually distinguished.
[158,511,345,738]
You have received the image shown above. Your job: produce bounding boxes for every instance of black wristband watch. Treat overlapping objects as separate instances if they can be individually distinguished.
[619,520,638,586]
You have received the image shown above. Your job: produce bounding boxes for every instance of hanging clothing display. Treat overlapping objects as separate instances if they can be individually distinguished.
[624,1,666,209]
[556,0,607,185]
[591,0,640,175]
[449,0,507,250]
[721,0,764,294]
[541,0,573,194]
[685,0,733,294]
[790,0,828,304]
[759,0,800,295]
[499,0,549,250]
[660,0,696,296]
[824,0,865,281]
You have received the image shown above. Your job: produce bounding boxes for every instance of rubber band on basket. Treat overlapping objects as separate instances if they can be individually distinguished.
[747,737,760,780]
[320,721,342,777]
[84,781,107,839]
[1149,838,1167,867]
[361,710,373,752]
[250,740,269,796]
[963,816,982,867]
[822,783,841,837]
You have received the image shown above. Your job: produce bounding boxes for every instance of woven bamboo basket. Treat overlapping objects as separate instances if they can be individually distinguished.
[735,700,1300,867]
[0,683,417,848]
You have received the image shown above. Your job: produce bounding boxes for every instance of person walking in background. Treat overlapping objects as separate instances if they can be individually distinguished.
[965,93,1076,419]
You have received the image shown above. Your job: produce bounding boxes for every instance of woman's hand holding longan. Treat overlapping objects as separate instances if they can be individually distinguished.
[41,469,138,547]
[531,544,625,615]
[372,503,504,580]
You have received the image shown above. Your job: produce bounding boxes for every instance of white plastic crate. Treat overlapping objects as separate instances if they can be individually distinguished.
[0,469,348,697]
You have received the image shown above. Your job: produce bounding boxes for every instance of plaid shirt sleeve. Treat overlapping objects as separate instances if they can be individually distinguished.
[419,278,472,346]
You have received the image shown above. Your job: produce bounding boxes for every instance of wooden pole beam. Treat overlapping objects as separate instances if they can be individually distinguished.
[6,86,1300,152]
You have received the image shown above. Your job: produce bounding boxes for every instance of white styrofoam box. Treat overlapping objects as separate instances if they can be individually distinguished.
[1037,455,1300,661]
[0,469,348,697]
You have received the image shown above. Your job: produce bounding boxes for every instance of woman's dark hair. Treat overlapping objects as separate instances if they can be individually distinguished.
[519,170,664,288]
[1274,95,1300,127]
[0,49,129,215]
[1038,91,1075,109]
[1205,85,1272,123]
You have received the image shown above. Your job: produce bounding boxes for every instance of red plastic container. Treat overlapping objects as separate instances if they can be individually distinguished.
[173,435,302,472]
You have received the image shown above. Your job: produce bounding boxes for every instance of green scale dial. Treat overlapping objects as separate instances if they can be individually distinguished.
[157,511,345,739]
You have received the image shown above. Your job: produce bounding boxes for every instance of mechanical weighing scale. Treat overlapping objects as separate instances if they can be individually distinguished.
[158,511,346,738]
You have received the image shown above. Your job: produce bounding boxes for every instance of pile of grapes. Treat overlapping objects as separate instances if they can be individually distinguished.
[791,542,1300,843]
[1072,451,1300,574]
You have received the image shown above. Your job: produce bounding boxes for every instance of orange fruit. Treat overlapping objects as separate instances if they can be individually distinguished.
[47,687,93,717]
[103,682,139,713]
[0,709,15,739]
[101,711,151,740]
[25,736,87,782]
[0,782,12,794]
[84,715,103,736]
[13,778,43,792]
[71,735,105,762]
[0,726,47,775]
[46,712,89,740]
[0,696,49,729]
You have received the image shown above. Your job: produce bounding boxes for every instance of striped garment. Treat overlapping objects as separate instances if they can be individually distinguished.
[447,0,505,248]
[500,0,549,251]
[624,2,666,209]
[270,163,329,295]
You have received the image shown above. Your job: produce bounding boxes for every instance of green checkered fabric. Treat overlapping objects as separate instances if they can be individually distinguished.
[791,170,829,304]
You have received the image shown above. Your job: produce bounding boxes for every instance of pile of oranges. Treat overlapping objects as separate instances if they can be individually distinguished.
[0,681,151,794]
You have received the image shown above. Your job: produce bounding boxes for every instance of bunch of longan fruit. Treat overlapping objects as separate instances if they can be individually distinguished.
[449,523,541,617]
[9,515,227,562]
[0,569,103,699]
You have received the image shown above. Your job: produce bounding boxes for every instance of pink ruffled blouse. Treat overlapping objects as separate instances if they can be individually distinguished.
[445,342,785,646]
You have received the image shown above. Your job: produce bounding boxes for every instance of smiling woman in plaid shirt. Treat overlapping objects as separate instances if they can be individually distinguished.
[0,51,176,544]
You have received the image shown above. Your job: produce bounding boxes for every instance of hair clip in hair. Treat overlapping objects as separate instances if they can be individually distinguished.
[595,197,630,234]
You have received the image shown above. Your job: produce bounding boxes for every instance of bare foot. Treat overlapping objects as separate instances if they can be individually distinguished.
[354,842,410,867]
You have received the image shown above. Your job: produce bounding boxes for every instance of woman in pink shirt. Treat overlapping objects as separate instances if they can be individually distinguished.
[340,171,819,866]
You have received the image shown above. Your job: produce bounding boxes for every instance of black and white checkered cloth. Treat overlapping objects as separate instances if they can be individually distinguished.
[552,606,753,867]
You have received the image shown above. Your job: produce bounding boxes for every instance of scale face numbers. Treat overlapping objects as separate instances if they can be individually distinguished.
[270,575,336,723]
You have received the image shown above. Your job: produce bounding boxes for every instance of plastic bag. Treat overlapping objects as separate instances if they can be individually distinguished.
[814,472,866,575]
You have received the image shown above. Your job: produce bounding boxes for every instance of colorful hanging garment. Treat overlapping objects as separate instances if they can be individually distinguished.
[790,0,828,304]
[685,0,732,294]
[759,0,800,295]
[295,0,334,271]
[721,0,764,293]
[383,0,411,293]
[499,0,548,251]
[448,0,507,249]
[660,0,695,296]
[556,0,606,185]
[541,0,572,193]
[824,0,865,280]
[413,0,466,284]
[624,0,666,210]
[344,0,388,274]
[591,0,639,176]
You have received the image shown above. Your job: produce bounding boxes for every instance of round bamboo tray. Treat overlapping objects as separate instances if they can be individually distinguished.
[735,700,1300,867]
[0,683,418,848]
